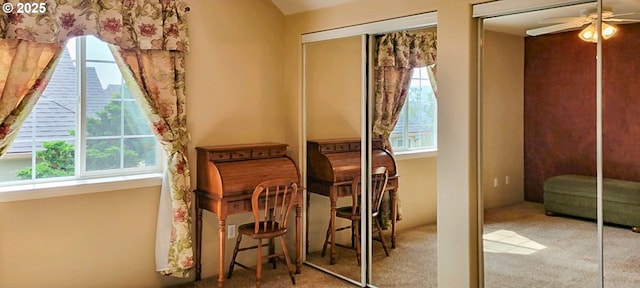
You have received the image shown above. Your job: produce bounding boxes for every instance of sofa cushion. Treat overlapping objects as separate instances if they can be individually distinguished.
[543,174,640,205]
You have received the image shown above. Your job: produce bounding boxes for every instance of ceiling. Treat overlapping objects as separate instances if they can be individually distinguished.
[269,0,640,37]
[270,0,356,15]
[484,0,640,36]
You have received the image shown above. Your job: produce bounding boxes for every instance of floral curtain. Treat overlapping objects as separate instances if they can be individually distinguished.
[1,0,192,277]
[1,0,189,52]
[373,31,437,225]
[110,47,192,276]
[0,40,62,157]
[373,31,437,143]
[0,39,62,156]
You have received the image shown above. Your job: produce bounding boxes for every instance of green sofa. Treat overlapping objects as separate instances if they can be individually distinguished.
[543,174,640,232]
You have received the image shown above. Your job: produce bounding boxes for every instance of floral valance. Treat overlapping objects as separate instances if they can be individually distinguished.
[0,0,189,51]
[375,31,436,68]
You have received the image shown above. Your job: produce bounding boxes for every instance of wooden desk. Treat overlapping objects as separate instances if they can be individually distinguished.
[194,143,302,288]
[306,138,399,265]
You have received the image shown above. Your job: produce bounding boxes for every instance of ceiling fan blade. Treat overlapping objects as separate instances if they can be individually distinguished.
[604,18,640,22]
[539,16,587,24]
[526,22,587,36]
[610,12,637,18]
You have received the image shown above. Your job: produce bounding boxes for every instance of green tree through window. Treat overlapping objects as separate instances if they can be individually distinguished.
[15,92,152,179]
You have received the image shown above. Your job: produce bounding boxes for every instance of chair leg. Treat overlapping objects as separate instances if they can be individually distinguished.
[279,236,296,285]
[256,239,262,288]
[321,220,331,257]
[354,219,361,265]
[374,218,390,256]
[227,234,243,279]
[269,238,277,269]
[351,221,356,249]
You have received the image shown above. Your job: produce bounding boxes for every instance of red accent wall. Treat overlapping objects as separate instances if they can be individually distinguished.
[524,23,640,202]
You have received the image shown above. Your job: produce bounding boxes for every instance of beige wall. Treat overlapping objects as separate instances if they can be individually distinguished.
[0,0,480,287]
[0,1,286,287]
[184,0,288,283]
[0,187,189,288]
[305,36,362,140]
[285,1,478,287]
[482,30,525,209]
[396,157,438,228]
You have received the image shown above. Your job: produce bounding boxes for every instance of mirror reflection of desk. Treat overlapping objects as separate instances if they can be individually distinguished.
[306,138,398,265]
[194,143,302,288]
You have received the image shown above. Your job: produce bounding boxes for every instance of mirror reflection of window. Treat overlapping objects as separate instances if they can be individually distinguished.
[389,66,437,152]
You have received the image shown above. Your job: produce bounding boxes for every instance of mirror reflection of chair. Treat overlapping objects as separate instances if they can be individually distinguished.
[321,166,391,264]
[228,179,298,287]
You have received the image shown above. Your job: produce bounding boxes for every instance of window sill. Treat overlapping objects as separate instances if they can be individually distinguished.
[393,149,437,160]
[0,173,163,203]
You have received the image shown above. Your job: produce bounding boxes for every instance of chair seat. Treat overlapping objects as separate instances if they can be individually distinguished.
[336,206,361,220]
[239,221,288,239]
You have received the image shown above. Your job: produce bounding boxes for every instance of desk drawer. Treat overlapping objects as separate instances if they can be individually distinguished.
[209,152,231,161]
[231,150,250,159]
[320,144,335,153]
[251,148,270,158]
[270,147,286,156]
[227,200,247,214]
[335,143,350,152]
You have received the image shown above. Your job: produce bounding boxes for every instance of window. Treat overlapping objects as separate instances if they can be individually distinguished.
[0,36,161,186]
[388,66,437,153]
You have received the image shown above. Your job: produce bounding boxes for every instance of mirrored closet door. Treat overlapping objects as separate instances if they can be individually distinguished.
[477,0,602,287]
[303,34,366,285]
[302,12,438,287]
[602,0,640,286]
[368,26,438,288]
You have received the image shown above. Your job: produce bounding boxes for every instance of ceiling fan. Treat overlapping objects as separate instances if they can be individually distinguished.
[526,7,640,38]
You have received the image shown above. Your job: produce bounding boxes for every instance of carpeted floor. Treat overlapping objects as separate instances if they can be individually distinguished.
[483,201,640,288]
[173,201,640,287]
[305,224,437,287]
[173,224,437,288]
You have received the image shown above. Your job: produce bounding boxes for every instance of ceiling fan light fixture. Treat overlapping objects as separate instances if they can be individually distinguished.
[602,23,617,39]
[579,24,597,42]
[579,23,618,43]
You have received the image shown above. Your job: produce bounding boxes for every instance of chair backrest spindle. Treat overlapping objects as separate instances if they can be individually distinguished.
[349,167,389,216]
[372,166,389,216]
[251,179,298,234]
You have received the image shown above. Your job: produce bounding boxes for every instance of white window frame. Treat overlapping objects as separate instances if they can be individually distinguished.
[76,36,162,178]
[0,36,163,201]
[390,66,438,160]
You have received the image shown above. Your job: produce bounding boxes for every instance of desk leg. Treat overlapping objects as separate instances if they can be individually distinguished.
[391,189,397,249]
[330,192,337,265]
[195,202,203,281]
[296,203,302,274]
[217,218,227,288]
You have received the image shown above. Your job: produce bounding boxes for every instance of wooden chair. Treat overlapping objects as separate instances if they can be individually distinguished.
[228,179,298,287]
[321,166,390,264]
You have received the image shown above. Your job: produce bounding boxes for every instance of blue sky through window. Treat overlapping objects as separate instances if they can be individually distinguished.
[66,36,123,89]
